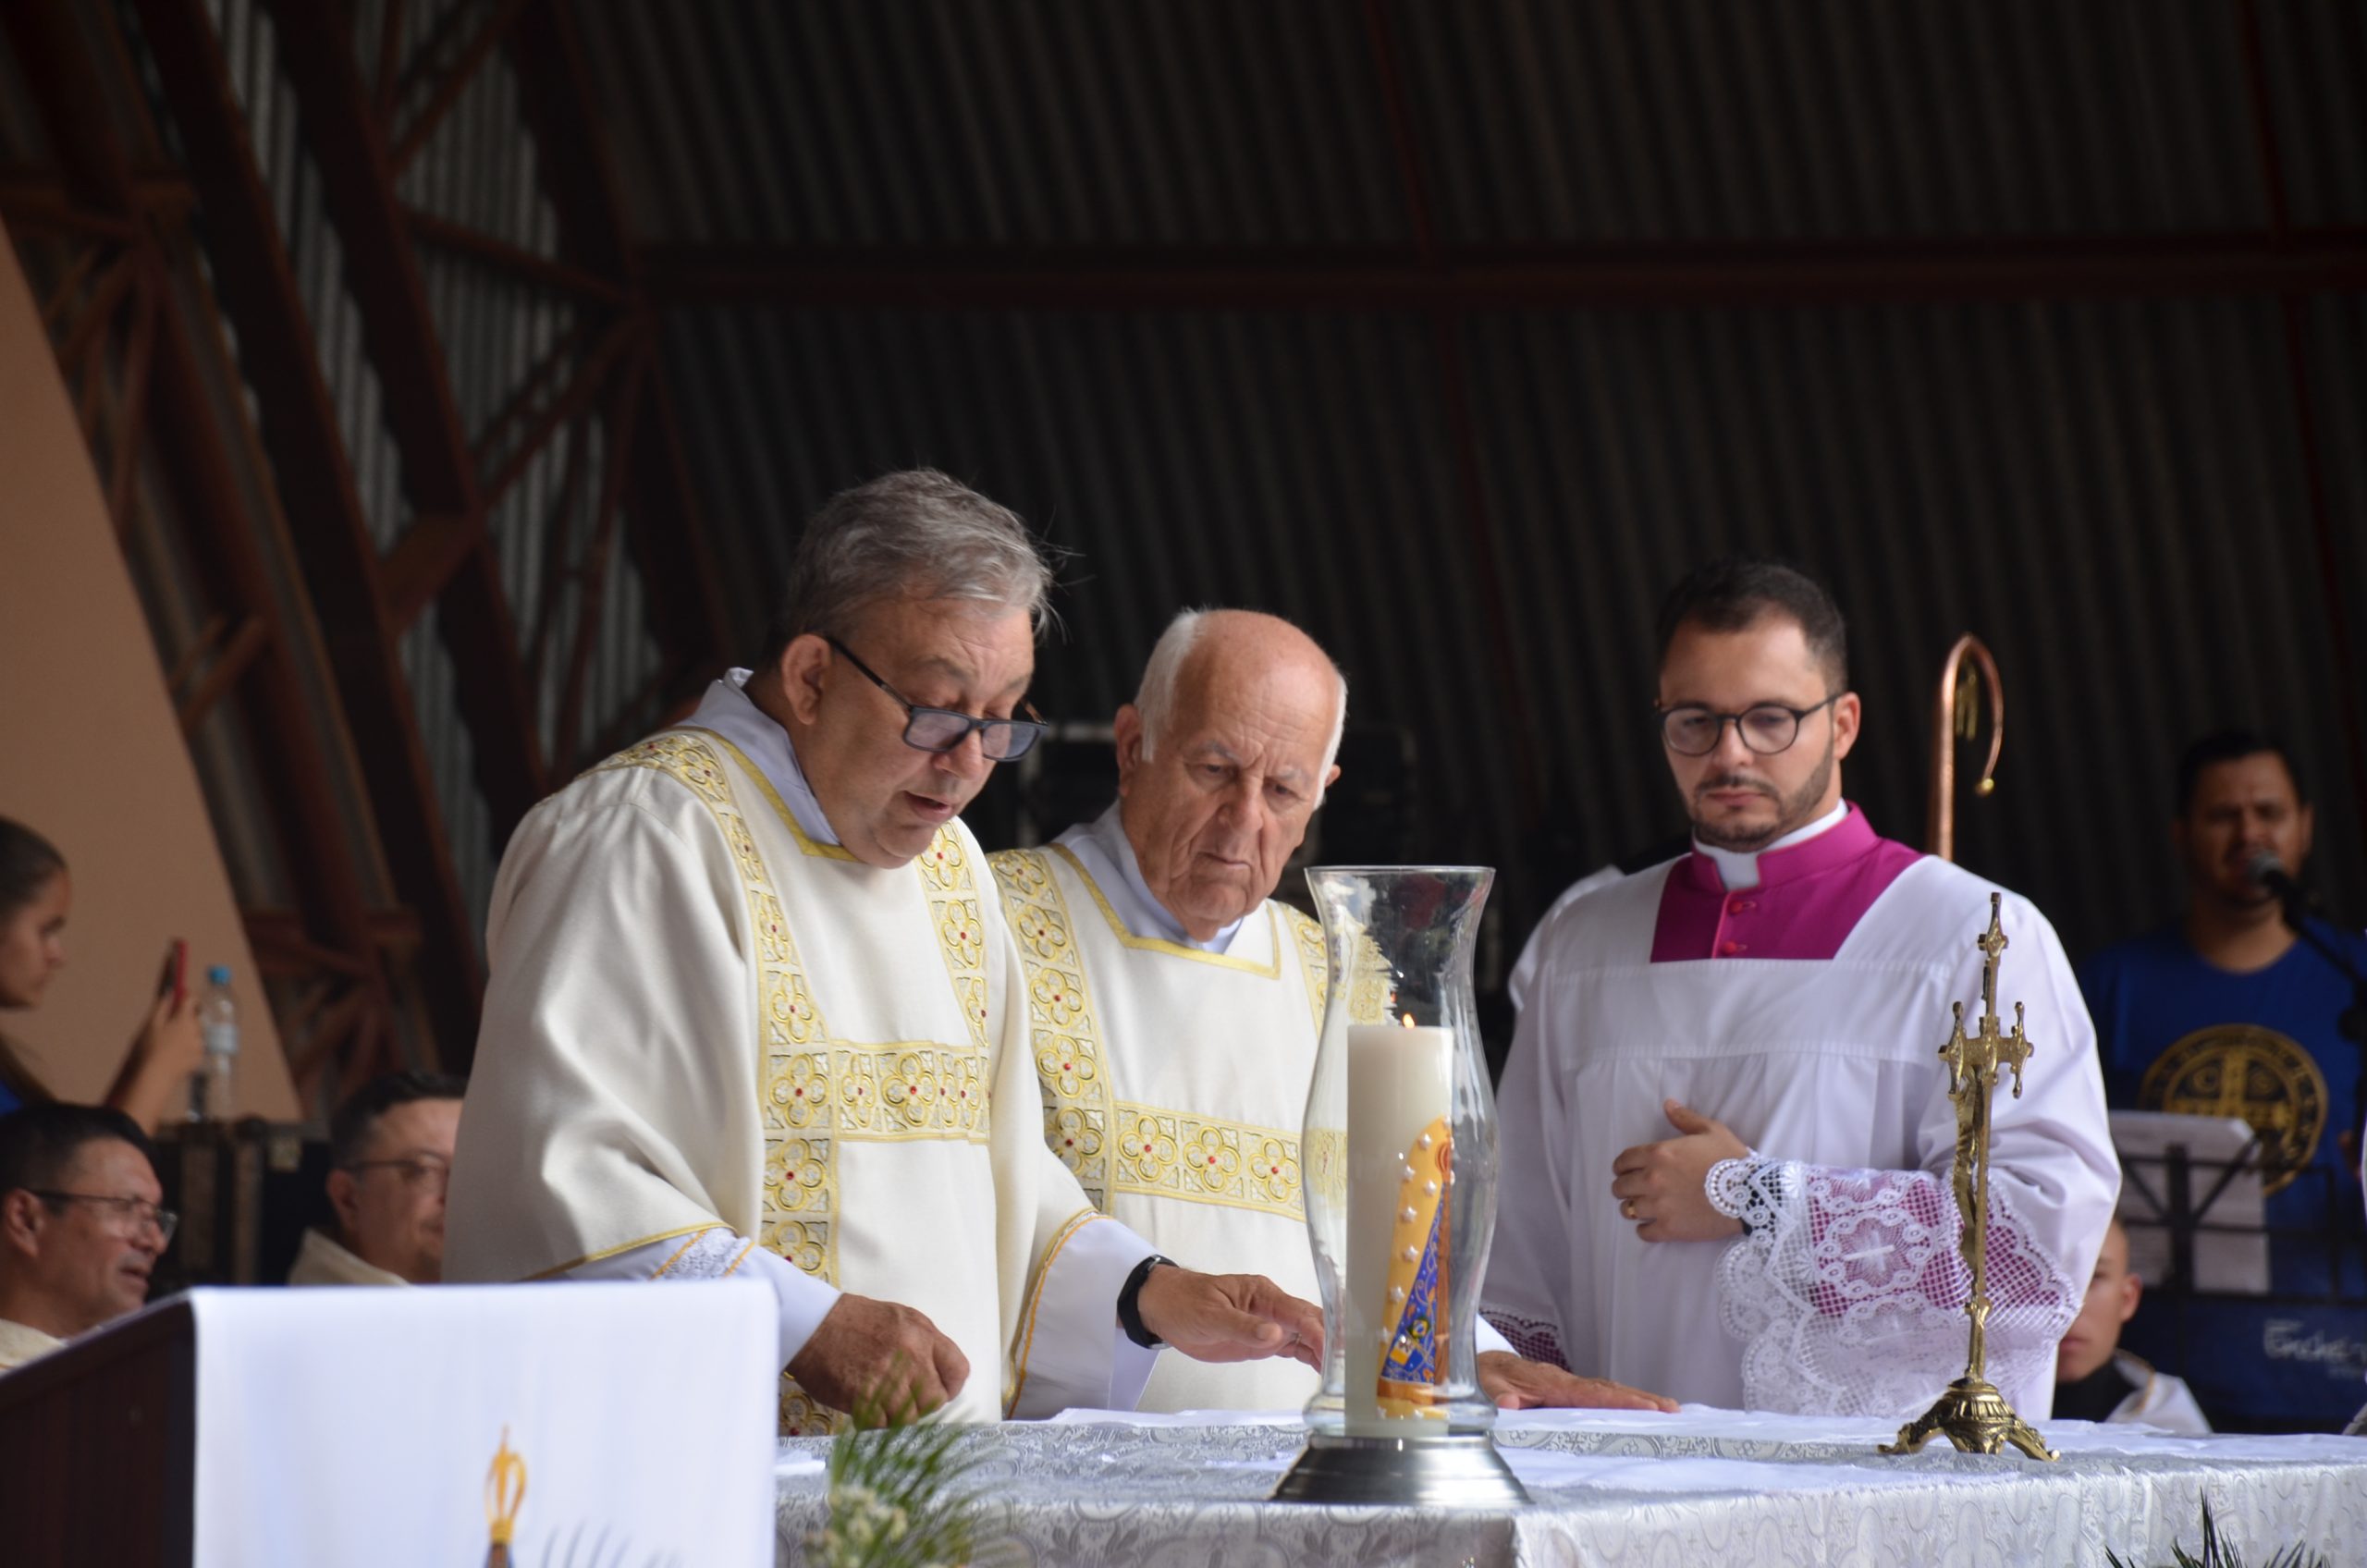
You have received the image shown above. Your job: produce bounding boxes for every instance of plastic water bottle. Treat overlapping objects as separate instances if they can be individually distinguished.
[190,965,239,1121]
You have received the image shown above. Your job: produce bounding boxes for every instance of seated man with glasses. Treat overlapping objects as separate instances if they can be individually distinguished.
[288,1072,463,1287]
[0,1102,170,1372]
[448,471,1320,1433]
[1485,556,2118,1420]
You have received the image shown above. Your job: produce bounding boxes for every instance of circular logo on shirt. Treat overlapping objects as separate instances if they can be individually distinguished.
[2139,1025,2327,1195]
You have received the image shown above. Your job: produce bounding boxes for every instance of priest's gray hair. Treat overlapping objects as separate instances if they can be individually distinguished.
[1134,608,1350,788]
[764,470,1056,659]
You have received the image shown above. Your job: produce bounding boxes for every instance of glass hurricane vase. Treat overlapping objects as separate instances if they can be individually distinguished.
[1271,864,1527,1507]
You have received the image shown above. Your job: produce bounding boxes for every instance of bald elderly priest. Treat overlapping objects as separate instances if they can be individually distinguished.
[995,607,1673,1415]
[448,474,1318,1432]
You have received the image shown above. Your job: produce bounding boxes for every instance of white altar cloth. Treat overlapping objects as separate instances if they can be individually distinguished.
[773,1407,2367,1566]
[175,1281,776,1566]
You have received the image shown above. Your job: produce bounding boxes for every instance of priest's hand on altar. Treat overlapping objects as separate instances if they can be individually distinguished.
[1609,1099,1748,1243]
[1477,1351,1679,1413]
[1135,1267,1326,1369]
[787,1293,972,1425]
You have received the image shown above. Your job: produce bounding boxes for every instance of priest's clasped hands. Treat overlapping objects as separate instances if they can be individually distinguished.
[1611,1097,1749,1242]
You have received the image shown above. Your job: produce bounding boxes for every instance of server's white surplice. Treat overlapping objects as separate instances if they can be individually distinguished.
[1486,842,2119,1417]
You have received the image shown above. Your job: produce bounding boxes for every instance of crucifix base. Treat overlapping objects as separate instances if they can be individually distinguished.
[1882,1377,2057,1461]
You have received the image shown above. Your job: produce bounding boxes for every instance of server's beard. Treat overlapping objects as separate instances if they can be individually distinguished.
[1688,735,1838,852]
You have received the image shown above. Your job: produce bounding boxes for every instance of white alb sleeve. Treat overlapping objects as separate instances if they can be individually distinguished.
[1004,1213,1161,1419]
[564,1228,841,1372]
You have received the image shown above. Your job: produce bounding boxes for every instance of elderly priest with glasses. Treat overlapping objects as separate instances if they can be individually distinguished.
[448,472,1320,1433]
[1483,557,2118,1421]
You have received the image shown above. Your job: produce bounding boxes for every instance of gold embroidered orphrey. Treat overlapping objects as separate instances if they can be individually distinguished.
[1883,892,2058,1462]
[2140,1024,2328,1196]
[991,846,1324,1223]
[601,732,994,1436]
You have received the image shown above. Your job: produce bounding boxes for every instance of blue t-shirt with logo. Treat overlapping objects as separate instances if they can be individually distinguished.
[2079,919,2367,1295]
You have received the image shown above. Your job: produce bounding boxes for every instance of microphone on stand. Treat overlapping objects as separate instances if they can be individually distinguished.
[2246,849,2312,923]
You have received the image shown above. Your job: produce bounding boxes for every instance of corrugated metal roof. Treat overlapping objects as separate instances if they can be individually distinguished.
[1461,295,2361,947]
[83,0,2367,971]
[571,0,2367,248]
[2259,0,2367,227]
[196,0,667,931]
[574,0,1409,247]
[659,295,2366,958]
[661,305,1528,870]
[1390,0,2268,240]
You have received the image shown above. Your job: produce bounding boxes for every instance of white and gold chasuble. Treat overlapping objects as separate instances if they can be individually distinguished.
[991,837,1329,1411]
[448,727,1140,1430]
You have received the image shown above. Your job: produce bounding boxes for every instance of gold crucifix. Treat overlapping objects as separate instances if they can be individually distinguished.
[1883,892,2056,1461]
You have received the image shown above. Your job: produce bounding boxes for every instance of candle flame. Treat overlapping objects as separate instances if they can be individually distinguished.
[1399,1012,1416,1028]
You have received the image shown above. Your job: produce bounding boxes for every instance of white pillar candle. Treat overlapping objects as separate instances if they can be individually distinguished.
[1343,1019,1453,1436]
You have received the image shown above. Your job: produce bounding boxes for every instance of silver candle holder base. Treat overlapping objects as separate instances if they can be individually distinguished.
[1270,1431,1532,1508]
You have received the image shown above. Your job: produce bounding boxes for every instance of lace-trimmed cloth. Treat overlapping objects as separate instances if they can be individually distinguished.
[1705,1158,2079,1417]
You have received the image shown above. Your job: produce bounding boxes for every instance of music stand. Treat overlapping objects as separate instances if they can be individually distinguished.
[2108,1109,2269,1294]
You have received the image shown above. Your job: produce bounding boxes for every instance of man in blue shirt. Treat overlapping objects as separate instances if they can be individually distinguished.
[2080,731,2367,1426]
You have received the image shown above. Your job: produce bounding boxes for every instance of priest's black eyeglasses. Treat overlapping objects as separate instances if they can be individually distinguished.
[825,636,1049,761]
[1656,695,1841,757]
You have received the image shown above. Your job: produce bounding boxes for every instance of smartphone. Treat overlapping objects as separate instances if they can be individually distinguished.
[163,938,188,1008]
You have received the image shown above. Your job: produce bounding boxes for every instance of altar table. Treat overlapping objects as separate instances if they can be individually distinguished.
[773,1407,2367,1567]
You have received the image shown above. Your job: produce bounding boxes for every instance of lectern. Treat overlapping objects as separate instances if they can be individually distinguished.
[0,1295,195,1564]
[0,1282,774,1566]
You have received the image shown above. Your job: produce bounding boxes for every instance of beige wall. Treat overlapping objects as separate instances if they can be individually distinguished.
[0,223,293,1118]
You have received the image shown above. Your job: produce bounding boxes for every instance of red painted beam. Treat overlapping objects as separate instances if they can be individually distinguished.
[260,0,547,844]
[128,0,490,1058]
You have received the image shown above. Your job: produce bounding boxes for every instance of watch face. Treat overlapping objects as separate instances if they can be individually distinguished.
[2140,1024,2328,1195]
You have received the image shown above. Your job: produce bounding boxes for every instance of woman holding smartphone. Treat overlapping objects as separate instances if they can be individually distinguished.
[0,816,206,1132]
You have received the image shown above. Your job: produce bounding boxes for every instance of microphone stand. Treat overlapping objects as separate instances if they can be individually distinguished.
[2272,891,2367,1184]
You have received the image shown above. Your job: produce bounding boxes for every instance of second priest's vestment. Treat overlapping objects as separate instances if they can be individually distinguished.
[991,807,1329,1412]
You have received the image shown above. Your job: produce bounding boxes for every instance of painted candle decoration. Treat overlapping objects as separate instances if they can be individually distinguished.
[1343,1016,1453,1435]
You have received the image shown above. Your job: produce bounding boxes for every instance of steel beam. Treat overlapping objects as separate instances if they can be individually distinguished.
[406,205,632,306]
[386,0,539,176]
[6,2,379,975]
[506,0,733,686]
[129,0,489,1059]
[260,0,547,849]
[641,232,2367,311]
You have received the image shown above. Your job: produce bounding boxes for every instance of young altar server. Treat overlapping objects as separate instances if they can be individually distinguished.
[1484,557,2119,1418]
[446,472,1319,1432]
[993,609,1673,1415]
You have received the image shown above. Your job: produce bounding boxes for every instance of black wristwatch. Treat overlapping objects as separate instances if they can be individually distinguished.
[1116,1254,1177,1348]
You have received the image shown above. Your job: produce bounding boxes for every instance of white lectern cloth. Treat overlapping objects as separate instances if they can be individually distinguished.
[183,1281,771,1567]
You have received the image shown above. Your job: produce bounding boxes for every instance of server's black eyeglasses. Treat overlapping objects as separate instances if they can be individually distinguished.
[1656,695,1841,757]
